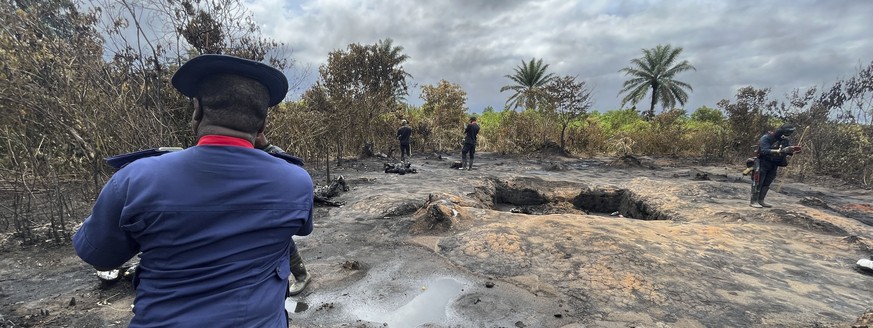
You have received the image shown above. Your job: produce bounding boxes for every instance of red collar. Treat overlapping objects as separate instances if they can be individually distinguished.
[197,135,254,148]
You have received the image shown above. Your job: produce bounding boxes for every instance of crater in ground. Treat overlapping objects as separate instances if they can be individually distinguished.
[477,177,668,220]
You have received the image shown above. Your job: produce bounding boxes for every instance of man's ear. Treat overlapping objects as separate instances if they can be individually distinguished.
[192,98,203,121]
[258,118,267,134]
[191,98,204,134]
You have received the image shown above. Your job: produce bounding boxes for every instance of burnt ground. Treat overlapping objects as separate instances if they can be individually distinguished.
[2,153,873,328]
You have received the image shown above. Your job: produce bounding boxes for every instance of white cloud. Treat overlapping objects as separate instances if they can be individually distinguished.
[244,0,873,112]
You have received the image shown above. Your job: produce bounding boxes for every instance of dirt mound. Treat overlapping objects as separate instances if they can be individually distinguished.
[761,209,849,236]
[838,203,873,227]
[608,155,644,168]
[409,193,476,234]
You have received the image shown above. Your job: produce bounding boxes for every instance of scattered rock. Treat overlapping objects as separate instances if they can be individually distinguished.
[485,281,495,288]
[692,172,710,181]
[857,258,873,274]
[69,297,76,307]
[515,321,526,327]
[293,302,309,313]
[341,260,361,270]
[853,309,873,327]
[315,303,335,312]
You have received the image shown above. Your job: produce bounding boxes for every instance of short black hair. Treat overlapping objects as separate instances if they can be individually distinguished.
[197,74,269,134]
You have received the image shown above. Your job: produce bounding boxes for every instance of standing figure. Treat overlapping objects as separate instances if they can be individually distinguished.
[397,119,413,163]
[461,116,480,170]
[751,124,799,207]
[73,54,314,327]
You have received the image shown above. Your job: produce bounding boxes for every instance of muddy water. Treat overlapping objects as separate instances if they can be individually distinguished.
[355,278,464,327]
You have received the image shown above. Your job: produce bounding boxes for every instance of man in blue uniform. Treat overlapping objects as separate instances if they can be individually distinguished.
[751,124,799,207]
[73,54,313,327]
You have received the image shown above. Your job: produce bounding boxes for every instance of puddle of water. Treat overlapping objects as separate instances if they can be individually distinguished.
[284,298,309,314]
[358,278,464,327]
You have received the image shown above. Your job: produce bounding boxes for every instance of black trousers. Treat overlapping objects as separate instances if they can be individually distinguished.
[462,143,476,161]
[400,143,410,160]
[754,163,778,202]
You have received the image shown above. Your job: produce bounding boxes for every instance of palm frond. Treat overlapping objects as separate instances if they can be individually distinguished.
[620,83,650,107]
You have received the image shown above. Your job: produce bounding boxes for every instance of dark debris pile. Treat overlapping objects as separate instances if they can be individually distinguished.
[384,162,417,175]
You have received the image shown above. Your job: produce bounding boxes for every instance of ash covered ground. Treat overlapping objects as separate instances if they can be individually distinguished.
[2,153,872,328]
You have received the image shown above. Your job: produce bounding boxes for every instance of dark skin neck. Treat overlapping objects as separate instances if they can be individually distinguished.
[196,125,257,144]
[190,98,262,145]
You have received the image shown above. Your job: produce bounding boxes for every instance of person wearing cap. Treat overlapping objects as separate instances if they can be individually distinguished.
[460,116,480,170]
[397,119,413,163]
[751,123,800,207]
[72,54,313,327]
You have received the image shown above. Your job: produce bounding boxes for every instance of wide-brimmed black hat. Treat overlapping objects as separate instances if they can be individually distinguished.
[171,54,288,106]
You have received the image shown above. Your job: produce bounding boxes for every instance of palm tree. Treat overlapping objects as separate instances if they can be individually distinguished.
[500,58,556,110]
[372,38,412,98]
[618,44,696,119]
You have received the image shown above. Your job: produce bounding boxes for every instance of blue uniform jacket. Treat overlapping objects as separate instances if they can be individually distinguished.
[73,144,313,327]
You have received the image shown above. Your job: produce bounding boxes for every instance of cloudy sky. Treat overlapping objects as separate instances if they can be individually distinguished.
[243,0,873,113]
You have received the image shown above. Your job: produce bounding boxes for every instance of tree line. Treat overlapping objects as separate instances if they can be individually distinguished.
[1,0,871,245]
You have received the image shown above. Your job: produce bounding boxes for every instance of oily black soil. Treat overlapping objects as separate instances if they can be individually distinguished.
[2,153,872,328]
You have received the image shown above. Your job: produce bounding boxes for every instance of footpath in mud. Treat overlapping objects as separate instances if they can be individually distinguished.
[1,153,872,328]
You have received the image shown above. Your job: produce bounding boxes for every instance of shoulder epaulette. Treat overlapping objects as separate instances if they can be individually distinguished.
[105,147,184,169]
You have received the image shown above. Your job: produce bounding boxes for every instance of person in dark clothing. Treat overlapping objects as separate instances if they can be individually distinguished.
[461,116,480,170]
[397,119,413,163]
[751,124,800,207]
